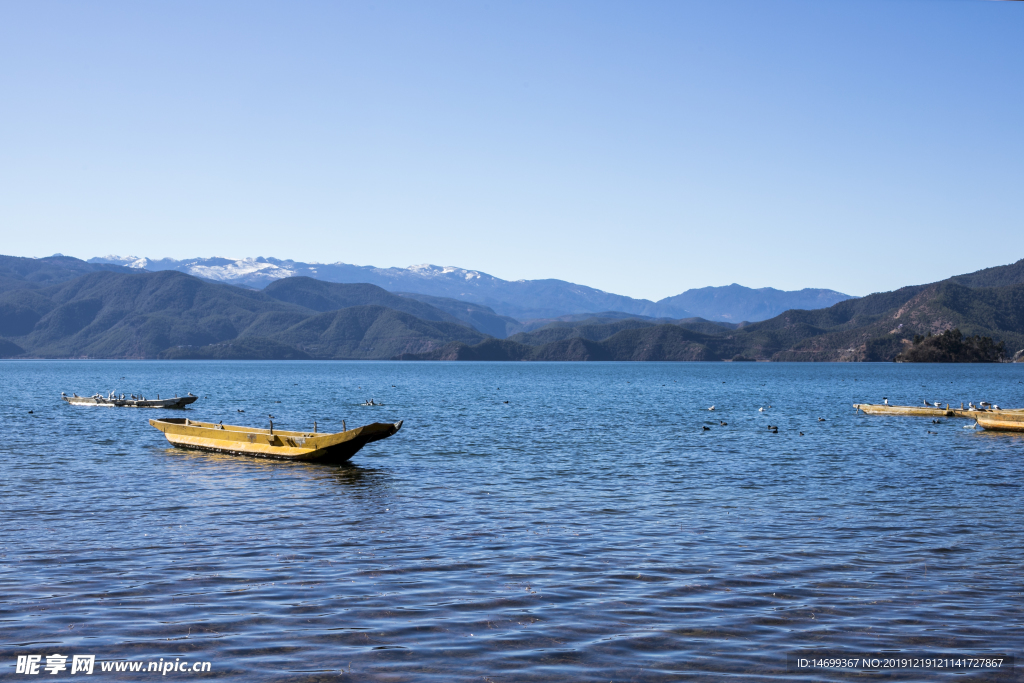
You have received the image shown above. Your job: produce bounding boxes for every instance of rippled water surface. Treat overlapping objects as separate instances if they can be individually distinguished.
[2,360,1023,681]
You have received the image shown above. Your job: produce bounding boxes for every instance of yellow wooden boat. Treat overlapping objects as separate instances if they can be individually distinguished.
[853,403,975,418]
[974,411,1024,432]
[149,417,403,463]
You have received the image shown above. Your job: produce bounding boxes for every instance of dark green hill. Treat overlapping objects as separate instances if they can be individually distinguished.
[263,278,460,324]
[675,318,739,336]
[0,288,59,337]
[0,339,25,357]
[599,326,718,361]
[895,329,1004,363]
[0,254,133,293]
[948,258,1024,288]
[163,338,313,360]
[508,318,655,346]
[0,270,491,359]
[264,306,487,359]
[15,271,309,358]
[748,281,1024,362]
[395,292,523,338]
[404,324,720,361]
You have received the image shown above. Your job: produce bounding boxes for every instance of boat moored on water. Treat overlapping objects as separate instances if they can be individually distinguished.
[855,403,1024,431]
[63,392,198,409]
[149,417,403,463]
[853,403,976,418]
[974,410,1024,432]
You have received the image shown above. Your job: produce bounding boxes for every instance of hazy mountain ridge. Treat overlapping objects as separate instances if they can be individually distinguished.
[406,258,1024,362]
[89,255,854,322]
[659,284,854,322]
[4,255,1023,363]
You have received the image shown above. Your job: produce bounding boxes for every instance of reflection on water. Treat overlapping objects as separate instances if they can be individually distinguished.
[1,360,1023,682]
[161,446,390,494]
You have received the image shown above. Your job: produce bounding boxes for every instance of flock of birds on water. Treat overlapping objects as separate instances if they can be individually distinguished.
[699,402,823,436]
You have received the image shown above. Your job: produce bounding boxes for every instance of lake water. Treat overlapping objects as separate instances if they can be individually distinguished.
[2,360,1023,682]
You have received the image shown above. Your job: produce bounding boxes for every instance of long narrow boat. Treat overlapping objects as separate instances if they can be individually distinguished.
[63,392,198,409]
[974,411,1024,432]
[853,403,978,418]
[149,417,403,463]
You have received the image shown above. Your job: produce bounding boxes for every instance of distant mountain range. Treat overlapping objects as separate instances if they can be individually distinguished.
[0,260,488,360]
[87,255,854,323]
[3,253,1022,362]
[405,259,1024,362]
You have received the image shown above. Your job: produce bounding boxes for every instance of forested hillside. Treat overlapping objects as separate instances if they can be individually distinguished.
[3,256,1024,362]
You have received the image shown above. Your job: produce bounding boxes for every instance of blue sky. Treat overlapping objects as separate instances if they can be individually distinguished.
[1,0,1021,299]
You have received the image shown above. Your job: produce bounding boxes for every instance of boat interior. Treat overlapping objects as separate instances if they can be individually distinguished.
[154,417,329,438]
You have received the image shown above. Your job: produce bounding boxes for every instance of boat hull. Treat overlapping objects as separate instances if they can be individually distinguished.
[974,412,1024,432]
[64,395,198,409]
[854,403,978,418]
[149,418,403,463]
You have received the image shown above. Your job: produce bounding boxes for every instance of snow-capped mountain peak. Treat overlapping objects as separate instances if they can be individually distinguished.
[86,255,854,321]
[406,264,484,281]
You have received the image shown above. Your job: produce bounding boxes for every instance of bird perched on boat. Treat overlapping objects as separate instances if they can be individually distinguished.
[993,405,1000,410]
[883,398,889,405]
[932,402,941,408]
[968,402,977,411]
[923,399,929,406]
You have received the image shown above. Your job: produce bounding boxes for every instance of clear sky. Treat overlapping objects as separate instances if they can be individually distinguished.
[1,0,1021,299]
